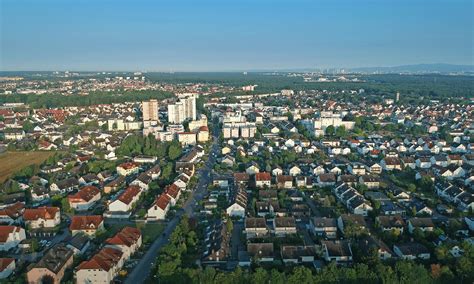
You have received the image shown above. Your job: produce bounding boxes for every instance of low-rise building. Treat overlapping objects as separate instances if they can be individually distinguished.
[147,194,171,220]
[68,186,101,211]
[26,244,74,284]
[76,247,124,284]
[69,216,104,236]
[0,258,15,279]
[23,207,60,229]
[0,226,26,251]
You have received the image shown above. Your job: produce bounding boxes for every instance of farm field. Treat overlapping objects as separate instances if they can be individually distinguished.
[0,151,54,182]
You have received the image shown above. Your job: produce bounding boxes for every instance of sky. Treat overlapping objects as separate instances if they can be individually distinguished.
[1,0,473,71]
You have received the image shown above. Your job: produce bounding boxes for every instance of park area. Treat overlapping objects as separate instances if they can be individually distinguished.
[0,151,54,182]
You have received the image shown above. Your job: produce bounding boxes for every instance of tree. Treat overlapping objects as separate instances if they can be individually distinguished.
[325,125,335,136]
[31,238,39,252]
[287,266,314,284]
[61,197,72,213]
[335,125,346,137]
[270,269,286,284]
[456,256,474,282]
[168,141,182,160]
[22,120,34,133]
[252,268,269,284]
[226,218,234,233]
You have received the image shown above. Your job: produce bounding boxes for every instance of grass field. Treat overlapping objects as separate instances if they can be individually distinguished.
[0,151,54,182]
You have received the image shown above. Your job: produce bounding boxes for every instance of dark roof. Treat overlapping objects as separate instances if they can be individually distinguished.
[30,244,73,274]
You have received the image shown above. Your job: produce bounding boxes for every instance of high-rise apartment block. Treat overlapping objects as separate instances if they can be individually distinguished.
[168,95,197,123]
[142,99,159,127]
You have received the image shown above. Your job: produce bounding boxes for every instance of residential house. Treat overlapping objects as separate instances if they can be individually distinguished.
[105,227,142,260]
[104,176,125,194]
[226,187,247,218]
[0,226,26,251]
[68,186,101,211]
[116,162,140,176]
[66,233,91,255]
[255,172,271,188]
[50,178,79,194]
[274,217,297,236]
[165,184,181,206]
[276,175,293,189]
[76,247,124,284]
[247,243,274,262]
[108,186,142,213]
[69,215,104,237]
[317,173,336,187]
[376,215,405,234]
[359,175,380,189]
[310,217,337,239]
[281,246,316,264]
[337,214,367,236]
[26,245,74,284]
[0,258,15,279]
[23,207,60,229]
[147,194,171,220]
[244,217,268,239]
[321,240,353,264]
[381,157,402,171]
[393,243,430,260]
[0,202,24,225]
[407,218,435,234]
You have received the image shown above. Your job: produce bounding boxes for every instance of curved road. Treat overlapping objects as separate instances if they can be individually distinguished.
[125,130,219,283]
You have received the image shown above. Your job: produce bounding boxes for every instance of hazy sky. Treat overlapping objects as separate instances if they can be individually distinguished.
[1,0,473,71]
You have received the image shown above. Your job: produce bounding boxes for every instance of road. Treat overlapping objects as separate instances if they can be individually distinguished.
[125,130,219,284]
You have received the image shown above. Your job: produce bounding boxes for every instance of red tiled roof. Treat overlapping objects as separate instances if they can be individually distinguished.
[153,194,171,210]
[77,247,123,272]
[165,184,180,199]
[23,207,59,221]
[118,186,141,205]
[118,162,139,170]
[255,172,271,181]
[0,258,14,272]
[105,227,141,247]
[69,216,103,231]
[0,226,22,243]
[68,186,100,203]
[0,202,24,219]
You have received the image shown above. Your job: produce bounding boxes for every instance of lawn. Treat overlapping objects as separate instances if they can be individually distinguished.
[0,151,54,182]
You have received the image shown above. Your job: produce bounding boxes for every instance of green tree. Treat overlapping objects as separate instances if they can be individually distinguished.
[325,125,335,136]
[252,268,269,284]
[168,141,182,160]
[335,125,346,137]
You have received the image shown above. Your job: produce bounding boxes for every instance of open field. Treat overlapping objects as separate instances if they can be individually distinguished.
[0,151,54,182]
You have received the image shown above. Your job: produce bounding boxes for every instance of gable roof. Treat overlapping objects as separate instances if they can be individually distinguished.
[69,215,103,231]
[23,207,59,221]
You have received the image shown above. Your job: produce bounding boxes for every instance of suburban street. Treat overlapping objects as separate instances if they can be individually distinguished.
[125,129,219,283]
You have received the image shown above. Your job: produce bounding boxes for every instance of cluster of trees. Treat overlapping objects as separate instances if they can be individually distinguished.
[153,216,198,282]
[145,72,473,99]
[325,125,347,138]
[151,260,470,284]
[116,134,182,160]
[0,90,172,108]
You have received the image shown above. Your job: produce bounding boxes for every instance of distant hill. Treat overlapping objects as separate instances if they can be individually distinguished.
[349,63,474,74]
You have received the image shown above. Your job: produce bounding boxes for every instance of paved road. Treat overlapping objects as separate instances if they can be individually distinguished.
[125,131,220,284]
